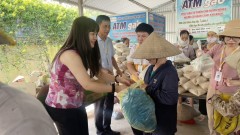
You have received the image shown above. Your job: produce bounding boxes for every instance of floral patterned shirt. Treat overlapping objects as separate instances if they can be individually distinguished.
[45,55,84,109]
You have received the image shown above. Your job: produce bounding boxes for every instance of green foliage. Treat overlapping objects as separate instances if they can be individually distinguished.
[0,0,78,45]
[0,44,62,83]
[0,0,107,83]
[0,45,49,82]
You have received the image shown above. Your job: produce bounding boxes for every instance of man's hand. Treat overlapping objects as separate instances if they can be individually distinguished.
[116,76,131,86]
[133,72,139,78]
[196,49,204,57]
[131,72,140,82]
[140,83,147,89]
[117,69,122,76]
[116,84,128,93]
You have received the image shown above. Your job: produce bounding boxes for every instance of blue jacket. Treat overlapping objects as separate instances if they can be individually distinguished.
[144,60,179,105]
[144,60,179,135]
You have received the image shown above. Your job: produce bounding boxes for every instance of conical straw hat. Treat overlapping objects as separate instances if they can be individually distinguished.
[131,32,181,59]
[219,19,240,38]
[0,29,16,45]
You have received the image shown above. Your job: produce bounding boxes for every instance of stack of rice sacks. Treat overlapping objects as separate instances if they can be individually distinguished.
[177,64,211,96]
[113,43,130,77]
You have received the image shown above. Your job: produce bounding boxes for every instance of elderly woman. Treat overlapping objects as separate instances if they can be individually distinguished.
[131,32,181,135]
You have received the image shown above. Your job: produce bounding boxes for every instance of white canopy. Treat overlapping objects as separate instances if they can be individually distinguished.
[55,0,174,15]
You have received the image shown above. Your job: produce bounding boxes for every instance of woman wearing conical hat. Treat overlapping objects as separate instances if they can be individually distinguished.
[203,19,240,135]
[131,32,181,135]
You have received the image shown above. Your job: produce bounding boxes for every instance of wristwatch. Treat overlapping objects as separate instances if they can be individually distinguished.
[111,83,115,93]
[115,74,119,83]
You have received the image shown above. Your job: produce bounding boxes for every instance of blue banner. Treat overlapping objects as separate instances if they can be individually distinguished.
[176,0,232,39]
[109,12,147,43]
[148,13,166,37]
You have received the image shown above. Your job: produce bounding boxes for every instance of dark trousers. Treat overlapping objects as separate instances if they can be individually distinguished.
[154,104,177,135]
[199,99,207,115]
[45,105,88,135]
[94,92,114,134]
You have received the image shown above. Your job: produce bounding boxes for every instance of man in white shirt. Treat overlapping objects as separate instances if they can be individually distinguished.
[127,23,154,82]
[95,15,121,135]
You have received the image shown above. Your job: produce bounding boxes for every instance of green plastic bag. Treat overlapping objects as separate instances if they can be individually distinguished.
[117,81,157,132]
[84,90,106,106]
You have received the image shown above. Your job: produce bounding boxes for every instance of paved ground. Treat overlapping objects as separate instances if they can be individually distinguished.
[87,104,209,135]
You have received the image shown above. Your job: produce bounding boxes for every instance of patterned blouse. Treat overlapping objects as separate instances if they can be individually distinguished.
[45,54,84,109]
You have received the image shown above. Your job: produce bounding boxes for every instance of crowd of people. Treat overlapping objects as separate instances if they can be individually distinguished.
[0,14,240,135]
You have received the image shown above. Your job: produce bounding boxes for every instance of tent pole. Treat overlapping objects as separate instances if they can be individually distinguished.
[78,0,83,16]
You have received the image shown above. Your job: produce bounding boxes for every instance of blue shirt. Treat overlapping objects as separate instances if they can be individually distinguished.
[144,60,179,105]
[98,36,115,72]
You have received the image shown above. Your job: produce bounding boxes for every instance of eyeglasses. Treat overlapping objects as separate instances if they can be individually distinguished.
[224,36,240,42]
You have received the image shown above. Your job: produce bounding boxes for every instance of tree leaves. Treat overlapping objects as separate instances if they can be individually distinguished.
[0,0,105,82]
[0,0,78,45]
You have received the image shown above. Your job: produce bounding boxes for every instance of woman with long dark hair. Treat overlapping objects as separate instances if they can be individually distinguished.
[44,16,130,135]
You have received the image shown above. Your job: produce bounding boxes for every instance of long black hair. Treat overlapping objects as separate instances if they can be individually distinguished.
[52,16,101,77]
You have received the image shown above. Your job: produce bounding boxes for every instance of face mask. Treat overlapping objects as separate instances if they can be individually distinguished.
[178,38,189,47]
[207,37,217,43]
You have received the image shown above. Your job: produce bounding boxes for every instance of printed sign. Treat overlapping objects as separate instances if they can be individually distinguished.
[109,12,146,43]
[177,0,232,39]
[109,12,166,43]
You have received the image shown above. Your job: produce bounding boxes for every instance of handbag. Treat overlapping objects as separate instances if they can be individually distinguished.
[213,94,240,135]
